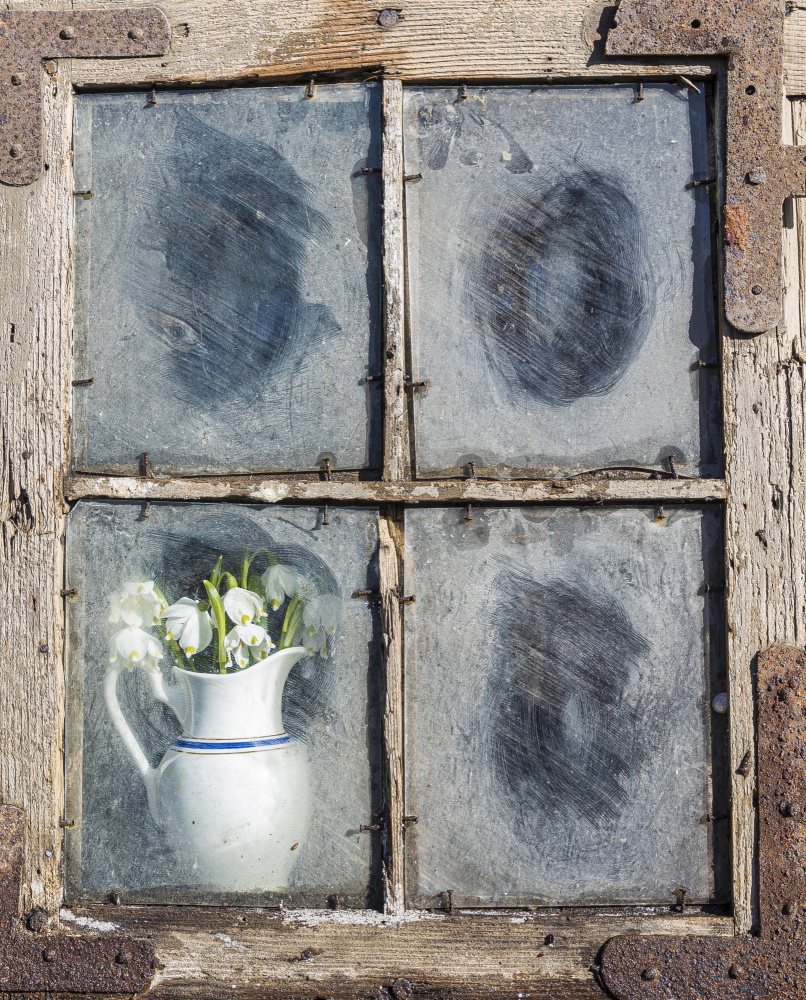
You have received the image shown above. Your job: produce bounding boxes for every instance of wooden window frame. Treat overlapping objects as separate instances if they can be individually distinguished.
[3,1,805,994]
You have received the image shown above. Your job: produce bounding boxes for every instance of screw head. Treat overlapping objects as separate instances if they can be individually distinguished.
[42,948,56,962]
[751,285,763,295]
[712,692,729,714]
[115,949,132,966]
[784,899,799,915]
[728,964,745,980]
[9,144,22,158]
[641,968,659,981]
[127,27,144,40]
[59,25,76,40]
[27,908,48,932]
[392,979,412,1000]
[377,9,399,26]
[747,166,767,185]
[781,801,800,817]
[10,72,25,86]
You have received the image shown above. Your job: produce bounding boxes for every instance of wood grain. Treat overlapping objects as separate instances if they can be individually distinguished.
[0,11,72,918]
[59,903,732,998]
[64,0,717,89]
[382,79,408,482]
[378,516,404,915]
[64,474,727,505]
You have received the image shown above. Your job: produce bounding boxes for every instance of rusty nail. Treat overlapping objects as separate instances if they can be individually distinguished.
[752,285,763,295]
[10,72,25,86]
[365,373,384,381]
[59,817,76,828]
[111,890,121,905]
[324,457,333,481]
[747,166,767,185]
[704,582,725,592]
[377,9,400,27]
[27,909,48,932]
[403,815,418,823]
[464,504,473,522]
[360,824,381,832]
[459,83,468,100]
[446,889,455,915]
[329,894,341,910]
[697,359,719,368]
[737,750,752,776]
[398,593,416,605]
[306,75,315,99]
[641,968,659,981]
[291,842,299,850]
[141,452,154,478]
[545,934,556,945]
[711,692,729,714]
[127,27,144,40]
[690,177,717,187]
[676,75,701,94]
[404,173,424,183]
[9,145,22,159]
[392,979,412,1000]
[355,589,379,597]
[361,166,382,174]
[148,87,157,105]
[72,188,94,199]
[756,529,768,546]
[71,376,94,386]
[668,454,678,478]
[142,501,151,519]
[636,80,644,101]
[656,505,666,521]
[38,641,48,653]
[322,505,329,526]
[728,965,745,980]
[59,25,75,39]
[468,461,478,480]
[60,587,78,597]
[42,947,57,962]
[784,899,799,915]
[675,887,687,912]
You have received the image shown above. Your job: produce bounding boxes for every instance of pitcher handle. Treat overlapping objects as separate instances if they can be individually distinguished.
[103,663,185,825]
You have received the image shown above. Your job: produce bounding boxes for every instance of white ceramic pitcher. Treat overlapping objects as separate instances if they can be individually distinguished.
[104,647,311,891]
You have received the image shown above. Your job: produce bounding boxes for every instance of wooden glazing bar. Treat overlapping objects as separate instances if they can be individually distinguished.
[63,474,728,505]
[381,77,408,481]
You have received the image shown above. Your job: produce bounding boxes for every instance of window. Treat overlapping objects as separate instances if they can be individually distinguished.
[4,3,801,994]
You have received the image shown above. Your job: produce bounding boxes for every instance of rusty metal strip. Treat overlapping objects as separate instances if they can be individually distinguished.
[605,0,805,334]
[0,8,170,185]
[0,804,155,991]
[600,643,806,999]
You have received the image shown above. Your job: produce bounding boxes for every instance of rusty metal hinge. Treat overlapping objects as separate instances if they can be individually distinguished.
[0,8,170,186]
[603,0,804,335]
[0,804,156,991]
[601,644,806,999]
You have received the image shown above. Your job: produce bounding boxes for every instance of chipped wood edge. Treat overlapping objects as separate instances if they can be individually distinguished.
[379,514,405,915]
[63,474,728,505]
[382,78,408,481]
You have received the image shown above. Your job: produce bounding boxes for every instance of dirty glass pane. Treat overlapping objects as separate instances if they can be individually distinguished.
[404,506,727,907]
[72,84,381,475]
[65,502,381,907]
[404,85,720,479]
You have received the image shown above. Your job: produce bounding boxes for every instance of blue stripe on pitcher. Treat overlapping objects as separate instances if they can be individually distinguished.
[173,734,290,751]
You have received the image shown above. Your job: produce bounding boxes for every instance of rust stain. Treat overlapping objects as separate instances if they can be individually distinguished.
[723,204,750,249]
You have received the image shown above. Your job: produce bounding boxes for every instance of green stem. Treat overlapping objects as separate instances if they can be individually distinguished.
[223,571,238,591]
[209,556,224,592]
[152,585,188,671]
[280,595,304,649]
[203,579,229,674]
[279,594,298,649]
[240,551,256,590]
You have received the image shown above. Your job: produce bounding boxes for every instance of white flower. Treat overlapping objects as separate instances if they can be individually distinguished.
[301,628,328,658]
[224,623,275,668]
[302,594,341,638]
[162,598,213,656]
[222,587,264,625]
[109,625,163,671]
[109,581,164,628]
[261,564,298,610]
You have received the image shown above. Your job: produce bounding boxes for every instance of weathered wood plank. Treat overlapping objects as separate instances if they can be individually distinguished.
[379,516,404,915]
[59,904,732,998]
[0,13,72,918]
[786,7,806,96]
[382,79,408,482]
[61,0,716,87]
[63,474,727,505]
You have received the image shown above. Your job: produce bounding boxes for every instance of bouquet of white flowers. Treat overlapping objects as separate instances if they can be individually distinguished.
[107,551,340,675]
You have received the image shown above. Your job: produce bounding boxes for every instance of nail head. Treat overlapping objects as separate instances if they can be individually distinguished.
[747,167,767,185]
[641,968,659,981]
[59,25,75,39]
[378,9,399,26]
[728,965,745,980]
[128,27,144,40]
[9,144,22,158]
[712,692,729,714]
[10,72,25,86]
[752,285,763,295]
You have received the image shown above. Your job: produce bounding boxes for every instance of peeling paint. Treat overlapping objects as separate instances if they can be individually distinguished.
[59,908,119,932]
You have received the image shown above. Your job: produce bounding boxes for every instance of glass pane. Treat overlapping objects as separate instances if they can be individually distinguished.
[404,84,720,479]
[404,505,727,907]
[72,84,382,475]
[65,502,381,907]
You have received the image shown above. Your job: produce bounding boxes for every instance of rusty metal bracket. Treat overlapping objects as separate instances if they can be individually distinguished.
[0,804,155,991]
[0,8,170,185]
[601,644,806,999]
[605,0,805,334]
